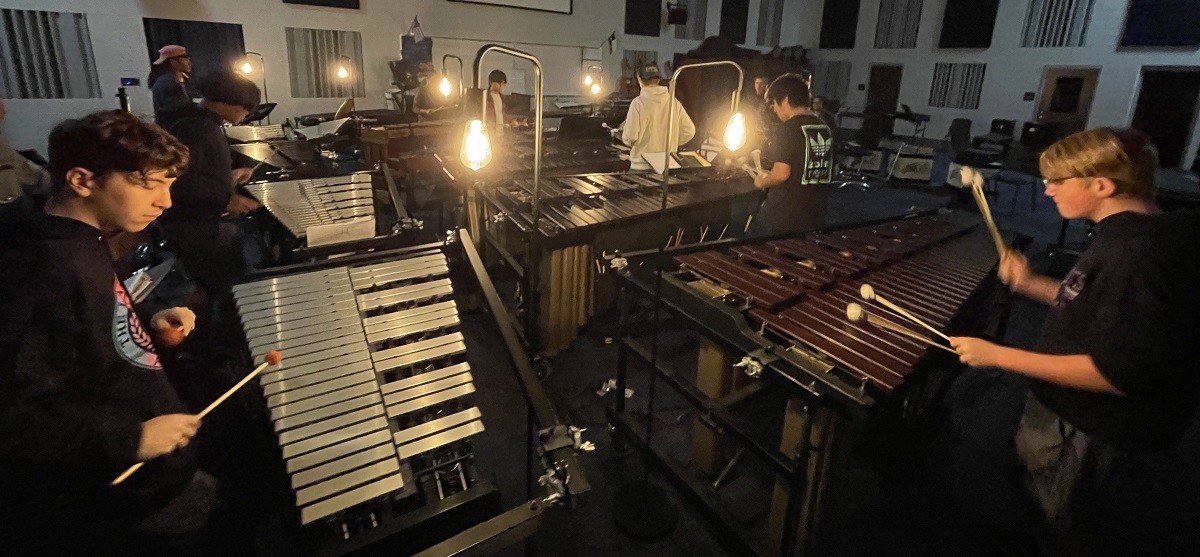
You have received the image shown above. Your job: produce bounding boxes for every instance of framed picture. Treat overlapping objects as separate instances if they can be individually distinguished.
[283,0,360,8]
[447,0,572,15]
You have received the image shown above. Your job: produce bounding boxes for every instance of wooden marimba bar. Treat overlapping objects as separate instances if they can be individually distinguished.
[244,172,374,239]
[232,249,488,547]
[675,213,996,399]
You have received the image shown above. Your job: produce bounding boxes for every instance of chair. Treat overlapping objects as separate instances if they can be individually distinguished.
[949,119,1002,167]
[831,116,888,190]
[972,118,1016,154]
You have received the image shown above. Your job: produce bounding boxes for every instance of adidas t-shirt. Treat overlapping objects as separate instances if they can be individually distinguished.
[755,114,834,236]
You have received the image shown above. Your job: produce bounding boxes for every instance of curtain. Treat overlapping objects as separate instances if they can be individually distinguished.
[286,27,365,98]
[143,18,246,82]
[1021,0,1095,48]
[756,0,785,46]
[874,0,923,49]
[0,9,101,99]
[813,61,852,103]
[674,0,708,41]
[929,63,987,110]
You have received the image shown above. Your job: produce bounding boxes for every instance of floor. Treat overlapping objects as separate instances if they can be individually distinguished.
[460,169,1200,556]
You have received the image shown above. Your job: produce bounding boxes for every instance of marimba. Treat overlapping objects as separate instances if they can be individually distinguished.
[477,167,758,354]
[233,245,498,555]
[612,210,1010,555]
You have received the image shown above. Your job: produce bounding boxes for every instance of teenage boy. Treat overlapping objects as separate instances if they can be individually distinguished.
[950,128,1200,555]
[0,110,218,554]
[751,73,834,236]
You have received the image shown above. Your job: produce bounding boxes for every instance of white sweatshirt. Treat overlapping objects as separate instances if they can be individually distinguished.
[620,85,696,170]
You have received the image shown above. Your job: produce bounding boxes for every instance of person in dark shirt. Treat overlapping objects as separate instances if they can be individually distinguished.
[158,70,260,295]
[750,73,834,237]
[951,128,1200,555]
[149,45,194,118]
[0,110,217,554]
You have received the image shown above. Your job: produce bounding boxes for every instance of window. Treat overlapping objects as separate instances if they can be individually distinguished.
[285,27,365,98]
[1121,0,1200,47]
[813,61,852,103]
[624,0,660,37]
[0,9,100,99]
[1020,0,1095,48]
[757,0,786,46]
[674,0,707,41]
[820,0,861,49]
[874,0,922,49]
[143,18,246,83]
[929,63,986,109]
[719,0,749,44]
[939,0,999,48]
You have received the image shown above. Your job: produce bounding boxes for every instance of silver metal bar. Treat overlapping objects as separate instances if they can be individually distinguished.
[396,420,485,460]
[351,264,449,292]
[278,405,385,446]
[349,253,446,284]
[300,474,406,525]
[235,278,353,306]
[233,268,347,295]
[261,351,372,385]
[274,392,382,432]
[369,315,460,345]
[356,280,453,311]
[382,372,474,409]
[266,370,376,409]
[271,381,380,421]
[245,312,361,342]
[295,459,400,507]
[249,320,365,354]
[286,429,393,473]
[393,407,482,446]
[371,332,465,366]
[380,362,471,396]
[291,446,397,490]
[263,359,375,397]
[236,284,353,309]
[241,299,359,328]
[238,291,357,316]
[252,331,368,361]
[385,383,475,418]
[363,300,457,331]
[374,340,466,374]
[268,343,369,375]
[282,415,391,460]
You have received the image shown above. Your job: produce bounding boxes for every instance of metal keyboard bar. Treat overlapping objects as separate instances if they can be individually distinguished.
[278,405,386,446]
[271,381,382,421]
[382,372,474,409]
[286,429,393,473]
[356,280,453,311]
[300,475,406,525]
[373,339,466,373]
[282,415,392,460]
[275,392,383,432]
[396,420,485,460]
[266,370,377,409]
[261,352,372,386]
[393,407,482,446]
[291,447,398,490]
[385,383,475,418]
[379,362,472,396]
[295,459,401,507]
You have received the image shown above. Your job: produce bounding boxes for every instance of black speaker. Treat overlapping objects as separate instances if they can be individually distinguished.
[667,3,688,25]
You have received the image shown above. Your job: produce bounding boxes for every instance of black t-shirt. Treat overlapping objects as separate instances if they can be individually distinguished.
[754,114,834,236]
[1033,211,1200,450]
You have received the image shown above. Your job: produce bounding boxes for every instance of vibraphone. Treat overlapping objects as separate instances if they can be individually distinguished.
[233,244,499,555]
[244,172,375,240]
[612,210,1009,555]
[225,123,288,143]
[477,167,758,354]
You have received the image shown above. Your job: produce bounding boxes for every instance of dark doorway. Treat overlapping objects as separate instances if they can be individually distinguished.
[866,64,902,136]
[1131,68,1200,168]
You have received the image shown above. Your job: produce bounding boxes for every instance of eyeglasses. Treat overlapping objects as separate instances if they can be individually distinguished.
[1041,175,1090,188]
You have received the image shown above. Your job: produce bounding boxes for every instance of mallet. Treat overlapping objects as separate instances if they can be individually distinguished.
[111,351,283,486]
[859,284,952,343]
[846,303,955,355]
[959,166,1006,255]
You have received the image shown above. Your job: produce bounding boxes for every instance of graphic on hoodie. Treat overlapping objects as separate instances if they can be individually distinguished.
[112,277,162,370]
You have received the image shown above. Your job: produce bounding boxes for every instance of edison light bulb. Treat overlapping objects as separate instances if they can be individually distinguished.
[461,120,492,171]
[590,83,601,96]
[439,76,452,97]
[723,112,746,152]
[241,61,253,74]
[337,65,349,80]
[584,74,594,87]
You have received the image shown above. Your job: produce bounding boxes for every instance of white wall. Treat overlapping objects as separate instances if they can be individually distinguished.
[0,0,623,151]
[800,0,1200,168]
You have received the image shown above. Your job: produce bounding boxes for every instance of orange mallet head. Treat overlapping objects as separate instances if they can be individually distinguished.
[157,327,186,348]
[265,351,283,366]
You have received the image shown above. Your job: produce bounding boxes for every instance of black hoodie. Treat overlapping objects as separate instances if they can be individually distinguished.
[0,196,196,550]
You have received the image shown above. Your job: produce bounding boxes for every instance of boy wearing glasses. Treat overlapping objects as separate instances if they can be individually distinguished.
[950,128,1200,554]
[0,111,219,554]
